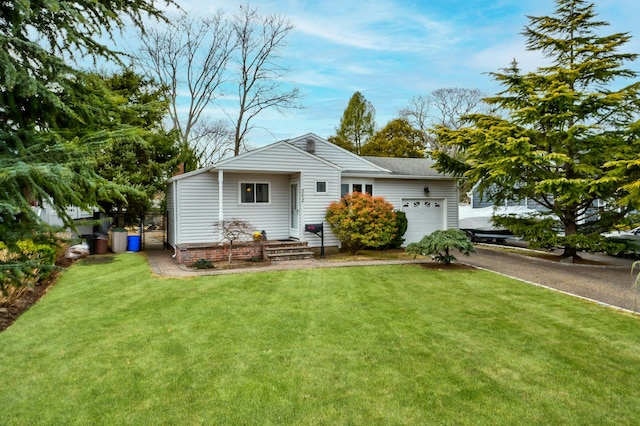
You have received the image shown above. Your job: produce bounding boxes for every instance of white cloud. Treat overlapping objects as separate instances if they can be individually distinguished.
[288,3,455,54]
[134,0,640,148]
[468,39,547,75]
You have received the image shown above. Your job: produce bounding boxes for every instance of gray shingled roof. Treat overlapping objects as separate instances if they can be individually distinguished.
[362,156,444,178]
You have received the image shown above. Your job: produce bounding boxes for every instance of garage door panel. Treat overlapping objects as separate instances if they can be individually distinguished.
[402,199,445,245]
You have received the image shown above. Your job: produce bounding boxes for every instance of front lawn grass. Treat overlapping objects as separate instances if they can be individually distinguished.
[1,254,640,425]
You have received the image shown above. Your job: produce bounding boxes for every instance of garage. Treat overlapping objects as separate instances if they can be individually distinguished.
[401,199,446,245]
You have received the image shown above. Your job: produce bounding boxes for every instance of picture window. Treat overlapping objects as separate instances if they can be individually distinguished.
[240,183,269,203]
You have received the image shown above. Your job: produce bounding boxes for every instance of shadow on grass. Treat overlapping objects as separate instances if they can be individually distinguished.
[79,255,117,265]
[419,263,476,271]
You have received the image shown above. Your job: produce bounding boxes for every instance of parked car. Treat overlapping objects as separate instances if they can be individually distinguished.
[602,227,640,241]
[602,227,640,257]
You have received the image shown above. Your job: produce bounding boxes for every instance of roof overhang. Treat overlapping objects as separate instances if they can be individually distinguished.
[341,172,454,180]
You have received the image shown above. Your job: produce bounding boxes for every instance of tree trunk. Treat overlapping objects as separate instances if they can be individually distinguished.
[562,215,579,258]
[562,245,578,258]
[115,204,125,228]
[234,111,244,156]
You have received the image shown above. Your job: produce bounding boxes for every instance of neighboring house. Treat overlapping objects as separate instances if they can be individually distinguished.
[166,133,458,262]
[460,184,542,231]
[470,184,547,211]
[463,184,604,230]
[34,202,98,236]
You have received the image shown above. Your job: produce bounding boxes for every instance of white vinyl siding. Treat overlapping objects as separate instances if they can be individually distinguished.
[287,134,385,172]
[218,143,342,247]
[217,141,339,173]
[223,173,289,240]
[166,182,175,246]
[175,172,218,244]
[301,170,341,248]
[218,171,340,246]
[372,179,459,245]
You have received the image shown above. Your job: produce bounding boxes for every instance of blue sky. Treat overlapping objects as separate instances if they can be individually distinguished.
[144,0,640,147]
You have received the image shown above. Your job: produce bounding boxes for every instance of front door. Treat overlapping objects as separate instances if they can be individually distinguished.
[290,182,299,238]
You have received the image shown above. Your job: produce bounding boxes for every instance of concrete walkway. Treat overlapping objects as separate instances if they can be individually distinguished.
[145,248,432,277]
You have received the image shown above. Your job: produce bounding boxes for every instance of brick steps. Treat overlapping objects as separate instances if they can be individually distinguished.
[263,241,314,261]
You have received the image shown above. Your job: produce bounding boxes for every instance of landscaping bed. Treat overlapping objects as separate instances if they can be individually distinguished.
[0,273,57,332]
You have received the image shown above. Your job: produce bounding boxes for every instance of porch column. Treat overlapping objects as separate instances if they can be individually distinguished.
[218,170,224,242]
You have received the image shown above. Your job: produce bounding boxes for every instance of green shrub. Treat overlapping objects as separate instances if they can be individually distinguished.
[325,192,397,254]
[387,210,408,249]
[406,228,475,264]
[372,210,407,250]
[0,239,61,297]
[599,237,640,257]
[191,259,215,269]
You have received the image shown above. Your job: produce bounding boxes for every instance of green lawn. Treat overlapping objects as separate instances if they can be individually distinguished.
[1,254,640,425]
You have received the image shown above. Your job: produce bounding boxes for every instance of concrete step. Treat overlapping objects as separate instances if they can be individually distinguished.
[264,247,312,255]
[263,240,313,261]
[266,251,315,261]
[264,241,308,248]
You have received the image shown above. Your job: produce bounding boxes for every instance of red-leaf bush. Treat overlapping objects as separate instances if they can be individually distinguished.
[325,192,397,254]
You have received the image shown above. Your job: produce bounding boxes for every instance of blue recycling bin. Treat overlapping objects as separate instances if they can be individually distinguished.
[127,235,141,252]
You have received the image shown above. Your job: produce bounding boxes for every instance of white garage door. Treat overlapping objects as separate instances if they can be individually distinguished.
[401,199,445,245]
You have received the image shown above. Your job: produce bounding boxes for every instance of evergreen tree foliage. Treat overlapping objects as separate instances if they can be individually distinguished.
[433,0,640,258]
[361,118,425,157]
[91,70,180,227]
[331,92,376,154]
[385,210,408,249]
[0,0,171,287]
[405,229,475,265]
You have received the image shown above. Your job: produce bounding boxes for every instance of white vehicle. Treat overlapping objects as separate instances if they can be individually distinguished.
[602,227,640,257]
[458,205,533,243]
[602,227,640,241]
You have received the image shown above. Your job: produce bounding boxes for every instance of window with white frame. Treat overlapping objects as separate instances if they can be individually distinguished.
[365,184,373,195]
[240,182,270,204]
[340,182,373,197]
[316,181,327,193]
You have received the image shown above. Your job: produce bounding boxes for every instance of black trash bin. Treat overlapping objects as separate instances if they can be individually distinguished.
[83,234,96,255]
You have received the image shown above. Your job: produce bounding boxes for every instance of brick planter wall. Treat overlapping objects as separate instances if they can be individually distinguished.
[175,242,263,265]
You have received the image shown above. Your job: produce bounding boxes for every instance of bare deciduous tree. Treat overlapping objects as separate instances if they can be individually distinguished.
[215,219,255,262]
[190,117,235,166]
[430,88,486,130]
[401,88,486,156]
[136,13,234,165]
[136,4,301,162]
[401,88,487,203]
[230,3,301,155]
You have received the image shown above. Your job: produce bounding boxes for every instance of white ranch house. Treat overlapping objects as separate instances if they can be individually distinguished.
[166,133,459,263]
